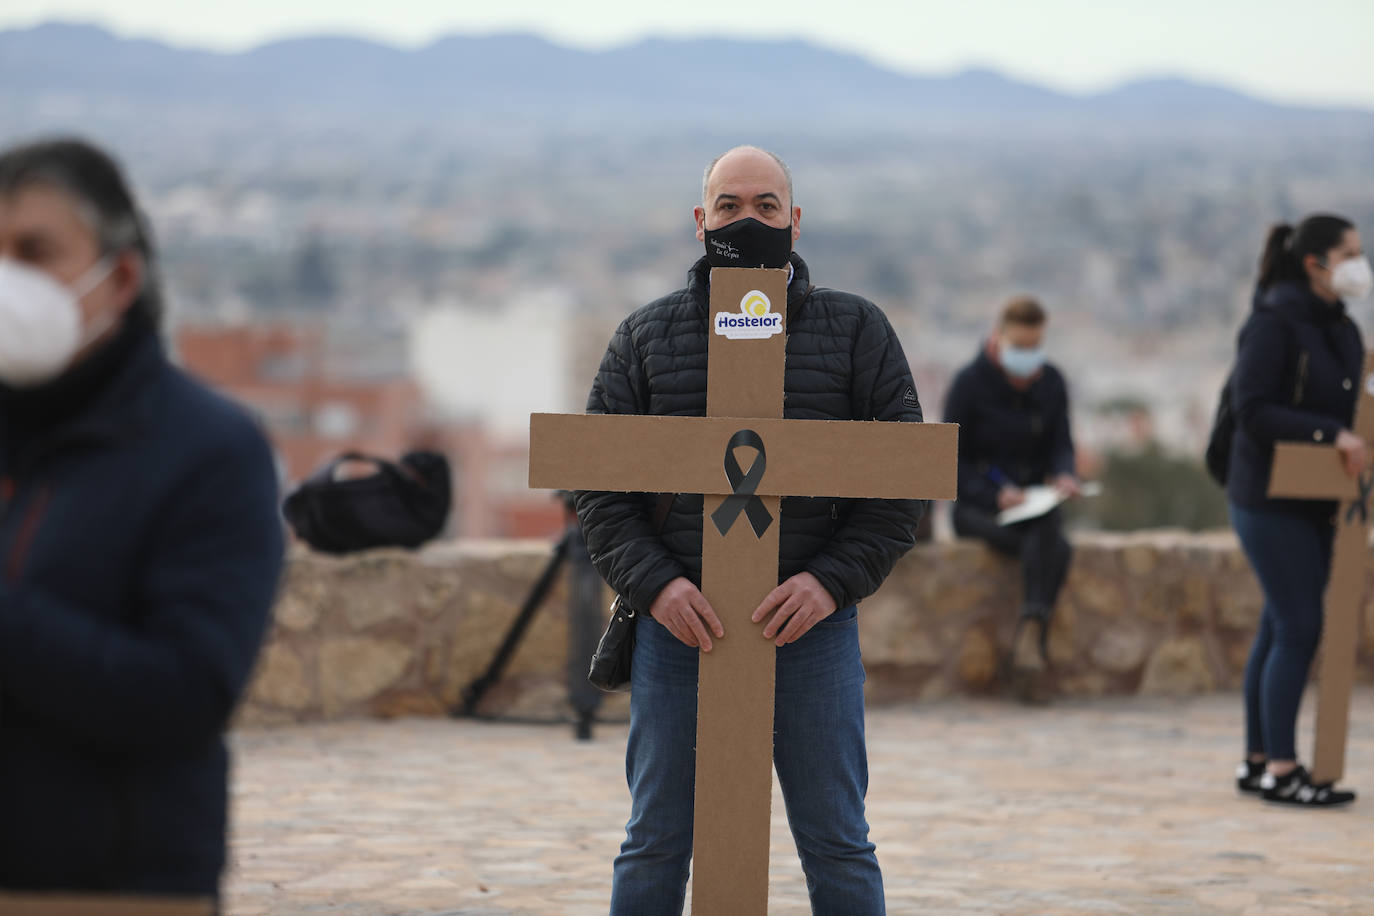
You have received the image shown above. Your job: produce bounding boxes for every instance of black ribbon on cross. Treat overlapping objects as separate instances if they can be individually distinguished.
[1345,469,1374,527]
[711,429,773,538]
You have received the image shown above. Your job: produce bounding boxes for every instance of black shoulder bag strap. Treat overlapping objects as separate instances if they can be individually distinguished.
[651,492,675,532]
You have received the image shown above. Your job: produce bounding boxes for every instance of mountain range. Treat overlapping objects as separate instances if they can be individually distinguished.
[2,22,1369,132]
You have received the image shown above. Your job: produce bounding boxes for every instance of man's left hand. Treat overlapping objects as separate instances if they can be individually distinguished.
[1054,473,1082,499]
[751,572,838,646]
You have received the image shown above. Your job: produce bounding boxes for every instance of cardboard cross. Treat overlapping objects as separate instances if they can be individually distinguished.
[530,267,957,914]
[0,894,213,915]
[1266,353,1374,783]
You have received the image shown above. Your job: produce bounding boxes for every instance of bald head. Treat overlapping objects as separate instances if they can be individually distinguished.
[701,146,794,210]
[694,145,801,248]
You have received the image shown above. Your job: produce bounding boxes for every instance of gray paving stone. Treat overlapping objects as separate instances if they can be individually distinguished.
[225,688,1374,914]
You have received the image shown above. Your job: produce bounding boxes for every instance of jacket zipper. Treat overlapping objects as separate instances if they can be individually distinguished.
[0,475,16,571]
[1292,351,1309,405]
[0,478,5,728]
[6,484,52,583]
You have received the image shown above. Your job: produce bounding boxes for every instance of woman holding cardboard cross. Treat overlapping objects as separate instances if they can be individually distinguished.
[1228,213,1370,807]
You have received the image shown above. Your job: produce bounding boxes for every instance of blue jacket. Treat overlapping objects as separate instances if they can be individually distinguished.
[942,346,1075,513]
[1228,282,1364,518]
[0,317,284,896]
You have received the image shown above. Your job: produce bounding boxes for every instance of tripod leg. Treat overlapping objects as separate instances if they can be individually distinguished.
[457,530,572,716]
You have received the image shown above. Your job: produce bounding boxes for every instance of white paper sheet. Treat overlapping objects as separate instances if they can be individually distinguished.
[996,482,1101,526]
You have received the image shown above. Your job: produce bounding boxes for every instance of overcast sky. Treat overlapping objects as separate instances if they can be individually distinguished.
[4,0,1373,108]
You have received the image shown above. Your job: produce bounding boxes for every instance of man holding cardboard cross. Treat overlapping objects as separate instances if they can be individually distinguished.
[567,146,937,914]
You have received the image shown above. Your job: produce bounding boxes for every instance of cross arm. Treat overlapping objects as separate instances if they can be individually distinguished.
[529,413,958,500]
[1268,443,1361,501]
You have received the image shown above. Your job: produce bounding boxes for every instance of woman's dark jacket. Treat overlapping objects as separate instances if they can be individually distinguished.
[1228,281,1364,519]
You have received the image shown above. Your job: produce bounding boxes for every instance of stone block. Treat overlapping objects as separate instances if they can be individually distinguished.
[319,637,414,715]
[1057,672,1109,696]
[1121,544,1158,577]
[1090,624,1150,674]
[957,628,997,688]
[1047,600,1079,668]
[1215,575,1263,631]
[1139,638,1215,695]
[372,691,448,718]
[273,580,324,632]
[1066,567,1127,619]
[1178,573,1213,626]
[860,591,945,666]
[248,643,314,712]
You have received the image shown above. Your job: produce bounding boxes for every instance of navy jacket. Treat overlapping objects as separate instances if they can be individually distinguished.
[1228,281,1364,518]
[574,254,926,615]
[942,346,1075,513]
[0,317,284,896]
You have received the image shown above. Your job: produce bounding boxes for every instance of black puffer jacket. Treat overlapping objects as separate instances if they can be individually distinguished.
[574,254,926,614]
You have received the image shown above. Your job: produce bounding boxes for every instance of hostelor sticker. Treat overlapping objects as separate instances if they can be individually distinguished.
[715,289,783,340]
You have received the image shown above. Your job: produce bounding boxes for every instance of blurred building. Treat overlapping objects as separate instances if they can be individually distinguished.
[176,324,563,539]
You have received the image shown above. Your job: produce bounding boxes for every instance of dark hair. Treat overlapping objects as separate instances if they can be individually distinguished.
[0,137,163,329]
[1257,213,1354,292]
[999,294,1046,329]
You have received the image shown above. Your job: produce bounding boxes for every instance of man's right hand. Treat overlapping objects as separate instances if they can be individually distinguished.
[997,486,1026,511]
[649,577,724,651]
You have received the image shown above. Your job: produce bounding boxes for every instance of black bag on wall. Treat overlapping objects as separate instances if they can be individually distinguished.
[283,450,452,554]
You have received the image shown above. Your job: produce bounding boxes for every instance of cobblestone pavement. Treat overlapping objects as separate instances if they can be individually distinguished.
[225,688,1374,915]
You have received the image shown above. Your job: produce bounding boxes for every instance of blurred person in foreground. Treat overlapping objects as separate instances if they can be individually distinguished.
[1229,214,1369,807]
[943,296,1080,660]
[0,139,284,898]
[575,145,926,915]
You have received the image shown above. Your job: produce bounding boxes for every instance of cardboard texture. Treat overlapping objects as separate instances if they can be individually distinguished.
[1267,443,1361,501]
[529,414,957,499]
[690,268,788,915]
[0,894,213,915]
[527,267,957,913]
[1267,353,1374,783]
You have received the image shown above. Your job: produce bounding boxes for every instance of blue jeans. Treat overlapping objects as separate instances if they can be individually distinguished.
[1231,503,1333,762]
[610,606,884,916]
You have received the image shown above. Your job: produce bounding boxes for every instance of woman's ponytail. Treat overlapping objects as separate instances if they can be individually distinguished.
[1257,223,1296,291]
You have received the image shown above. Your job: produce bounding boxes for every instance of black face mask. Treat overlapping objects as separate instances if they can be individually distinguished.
[703,217,793,269]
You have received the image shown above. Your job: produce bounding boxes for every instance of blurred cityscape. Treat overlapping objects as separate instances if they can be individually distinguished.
[6,24,1374,538]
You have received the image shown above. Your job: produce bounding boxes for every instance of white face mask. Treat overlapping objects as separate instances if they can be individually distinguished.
[1000,344,1047,380]
[0,257,116,388]
[1331,256,1374,303]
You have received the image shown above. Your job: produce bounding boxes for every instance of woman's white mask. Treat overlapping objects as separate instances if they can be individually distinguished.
[1331,255,1374,304]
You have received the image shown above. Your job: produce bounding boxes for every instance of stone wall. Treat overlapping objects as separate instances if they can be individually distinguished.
[238,532,1374,724]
